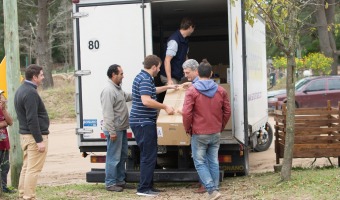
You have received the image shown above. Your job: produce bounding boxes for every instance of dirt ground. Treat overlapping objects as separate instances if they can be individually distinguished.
[21,117,337,187]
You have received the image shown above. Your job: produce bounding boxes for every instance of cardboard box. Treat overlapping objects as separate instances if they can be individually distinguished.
[157,88,191,146]
[212,64,229,83]
[157,83,232,146]
[220,84,232,130]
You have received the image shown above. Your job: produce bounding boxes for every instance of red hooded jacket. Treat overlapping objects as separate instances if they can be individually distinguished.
[182,85,231,135]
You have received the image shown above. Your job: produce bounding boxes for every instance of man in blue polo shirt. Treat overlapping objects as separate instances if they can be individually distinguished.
[130,55,177,197]
[160,17,195,85]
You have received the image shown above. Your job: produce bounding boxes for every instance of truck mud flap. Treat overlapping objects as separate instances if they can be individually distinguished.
[219,144,248,176]
[86,168,224,183]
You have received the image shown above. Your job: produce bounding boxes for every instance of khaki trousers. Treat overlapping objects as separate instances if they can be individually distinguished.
[18,134,48,200]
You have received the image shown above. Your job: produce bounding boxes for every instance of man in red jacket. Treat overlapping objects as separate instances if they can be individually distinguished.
[182,60,230,200]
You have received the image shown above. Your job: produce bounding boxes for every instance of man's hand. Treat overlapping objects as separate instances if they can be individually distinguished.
[167,79,174,86]
[0,99,7,111]
[164,105,175,115]
[0,121,8,128]
[37,142,46,152]
[168,84,179,90]
[181,82,192,89]
[110,134,117,141]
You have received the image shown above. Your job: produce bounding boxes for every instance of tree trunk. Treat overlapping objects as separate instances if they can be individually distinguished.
[36,0,54,88]
[3,0,23,188]
[281,54,296,181]
[315,0,338,75]
[280,1,298,182]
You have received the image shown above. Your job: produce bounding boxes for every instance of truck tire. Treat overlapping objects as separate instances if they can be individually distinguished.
[254,122,273,152]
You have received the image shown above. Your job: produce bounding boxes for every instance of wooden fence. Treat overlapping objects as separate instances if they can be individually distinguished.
[274,101,340,166]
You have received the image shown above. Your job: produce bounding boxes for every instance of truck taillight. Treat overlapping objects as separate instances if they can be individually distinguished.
[127,132,133,139]
[72,0,80,3]
[90,155,106,163]
[218,155,232,163]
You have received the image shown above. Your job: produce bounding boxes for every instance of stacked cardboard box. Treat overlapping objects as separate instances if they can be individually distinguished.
[157,88,190,146]
[157,84,232,146]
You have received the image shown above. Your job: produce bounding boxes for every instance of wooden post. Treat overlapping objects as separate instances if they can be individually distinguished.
[3,0,23,188]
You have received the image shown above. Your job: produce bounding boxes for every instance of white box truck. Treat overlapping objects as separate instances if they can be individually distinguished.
[72,0,273,182]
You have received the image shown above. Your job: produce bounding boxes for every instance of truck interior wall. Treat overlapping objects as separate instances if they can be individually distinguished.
[150,0,230,82]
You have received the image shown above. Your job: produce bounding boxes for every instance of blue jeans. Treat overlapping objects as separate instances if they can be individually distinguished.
[0,150,10,188]
[191,133,220,193]
[131,124,157,193]
[104,130,128,187]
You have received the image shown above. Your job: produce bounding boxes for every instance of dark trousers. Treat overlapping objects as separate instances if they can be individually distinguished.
[131,124,157,193]
[0,150,10,188]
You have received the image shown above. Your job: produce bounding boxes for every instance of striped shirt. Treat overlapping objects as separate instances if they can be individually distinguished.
[129,70,158,126]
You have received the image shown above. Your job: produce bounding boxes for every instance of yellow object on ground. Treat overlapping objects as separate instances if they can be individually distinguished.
[0,57,7,98]
[0,57,24,98]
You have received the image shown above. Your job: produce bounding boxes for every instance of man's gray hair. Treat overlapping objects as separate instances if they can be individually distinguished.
[182,59,199,70]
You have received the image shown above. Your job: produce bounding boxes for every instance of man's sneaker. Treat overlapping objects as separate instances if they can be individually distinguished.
[151,188,165,192]
[106,185,123,192]
[207,190,221,200]
[136,189,159,197]
[117,183,135,189]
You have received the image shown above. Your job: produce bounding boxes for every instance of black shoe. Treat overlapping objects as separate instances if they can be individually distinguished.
[106,185,123,192]
[117,183,135,189]
[151,188,165,192]
[3,187,15,193]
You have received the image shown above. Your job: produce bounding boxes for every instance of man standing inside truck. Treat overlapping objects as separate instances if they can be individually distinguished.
[100,64,133,192]
[182,60,231,200]
[130,55,177,197]
[160,17,195,85]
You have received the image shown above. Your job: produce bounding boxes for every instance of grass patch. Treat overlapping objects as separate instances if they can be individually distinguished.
[2,167,339,200]
[39,80,76,121]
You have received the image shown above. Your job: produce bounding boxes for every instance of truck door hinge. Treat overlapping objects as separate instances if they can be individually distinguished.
[72,12,89,19]
[76,128,93,135]
[74,70,91,77]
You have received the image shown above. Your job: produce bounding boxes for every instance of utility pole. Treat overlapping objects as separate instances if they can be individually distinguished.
[3,0,23,188]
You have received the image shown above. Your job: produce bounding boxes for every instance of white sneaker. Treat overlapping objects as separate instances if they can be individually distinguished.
[207,190,221,200]
[136,189,159,197]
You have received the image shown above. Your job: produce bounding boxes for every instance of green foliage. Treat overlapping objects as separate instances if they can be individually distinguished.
[1,167,339,200]
[272,52,333,75]
[39,76,76,120]
[272,56,287,69]
[304,52,333,75]
[295,57,304,70]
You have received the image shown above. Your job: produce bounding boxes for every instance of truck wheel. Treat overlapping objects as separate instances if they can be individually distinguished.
[254,122,273,152]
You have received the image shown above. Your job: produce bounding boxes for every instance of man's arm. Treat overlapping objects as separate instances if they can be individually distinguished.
[156,84,179,94]
[182,89,195,134]
[141,95,174,115]
[25,94,43,143]
[124,92,132,102]
[101,88,117,140]
[164,55,174,85]
[164,40,178,85]
[221,90,231,130]
[24,93,46,152]
[2,109,13,126]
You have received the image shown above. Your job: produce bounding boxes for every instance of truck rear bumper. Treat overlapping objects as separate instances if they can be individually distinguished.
[86,168,224,183]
